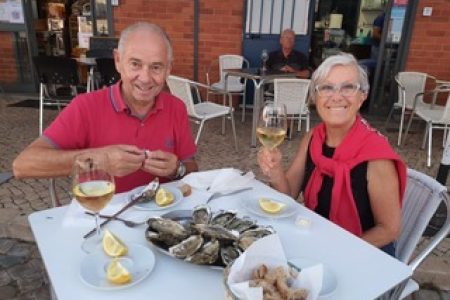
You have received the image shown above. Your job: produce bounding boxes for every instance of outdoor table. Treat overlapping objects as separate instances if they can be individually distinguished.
[29,170,411,299]
[224,68,296,147]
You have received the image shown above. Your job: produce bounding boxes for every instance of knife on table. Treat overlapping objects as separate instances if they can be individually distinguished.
[83,178,159,239]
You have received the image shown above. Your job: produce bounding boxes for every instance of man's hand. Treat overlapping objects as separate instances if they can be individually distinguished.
[280,65,296,73]
[98,145,145,177]
[141,150,178,178]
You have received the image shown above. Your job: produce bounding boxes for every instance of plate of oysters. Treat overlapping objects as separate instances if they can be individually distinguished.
[129,184,183,211]
[145,205,275,268]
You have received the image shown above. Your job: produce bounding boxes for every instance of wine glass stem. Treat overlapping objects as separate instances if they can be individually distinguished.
[94,213,101,238]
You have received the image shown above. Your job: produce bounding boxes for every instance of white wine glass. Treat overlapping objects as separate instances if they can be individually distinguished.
[256,102,287,150]
[72,152,115,253]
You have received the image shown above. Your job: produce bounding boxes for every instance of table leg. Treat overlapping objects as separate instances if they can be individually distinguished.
[251,80,264,147]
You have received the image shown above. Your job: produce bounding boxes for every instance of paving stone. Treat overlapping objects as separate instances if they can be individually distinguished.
[0,270,12,286]
[0,285,17,299]
[0,255,26,269]
[0,239,16,254]
[0,209,20,225]
[8,261,41,281]
[16,275,45,294]
[8,242,31,258]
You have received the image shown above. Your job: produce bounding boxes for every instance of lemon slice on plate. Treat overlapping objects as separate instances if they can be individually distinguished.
[155,188,174,207]
[259,198,286,214]
[106,258,132,284]
[103,229,128,257]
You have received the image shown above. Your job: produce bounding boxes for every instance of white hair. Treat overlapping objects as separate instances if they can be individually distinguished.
[309,53,369,102]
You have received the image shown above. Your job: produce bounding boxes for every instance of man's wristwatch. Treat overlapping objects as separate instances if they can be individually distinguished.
[172,161,186,179]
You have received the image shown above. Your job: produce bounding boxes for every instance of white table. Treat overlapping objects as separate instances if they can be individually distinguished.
[224,68,296,147]
[29,176,411,300]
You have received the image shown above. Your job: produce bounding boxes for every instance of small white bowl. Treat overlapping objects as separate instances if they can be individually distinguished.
[295,215,312,231]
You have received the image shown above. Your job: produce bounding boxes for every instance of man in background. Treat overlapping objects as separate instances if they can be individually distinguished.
[267,29,311,78]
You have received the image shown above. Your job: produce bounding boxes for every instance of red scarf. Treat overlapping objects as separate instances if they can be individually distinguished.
[304,116,407,236]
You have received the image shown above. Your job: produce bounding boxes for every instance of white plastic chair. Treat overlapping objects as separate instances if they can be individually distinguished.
[402,86,450,167]
[273,78,311,139]
[385,72,436,146]
[166,75,238,150]
[392,168,450,299]
[206,55,250,122]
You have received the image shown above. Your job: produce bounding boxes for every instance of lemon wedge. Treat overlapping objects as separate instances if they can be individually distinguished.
[106,258,132,284]
[155,188,174,207]
[259,198,286,214]
[102,229,128,257]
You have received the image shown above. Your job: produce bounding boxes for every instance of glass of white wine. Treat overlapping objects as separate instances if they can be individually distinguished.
[72,153,115,253]
[256,102,287,150]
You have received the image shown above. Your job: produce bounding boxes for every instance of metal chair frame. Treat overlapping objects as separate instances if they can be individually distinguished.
[167,75,238,151]
[206,54,250,122]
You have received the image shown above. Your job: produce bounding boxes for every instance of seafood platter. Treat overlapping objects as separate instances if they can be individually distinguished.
[145,205,275,268]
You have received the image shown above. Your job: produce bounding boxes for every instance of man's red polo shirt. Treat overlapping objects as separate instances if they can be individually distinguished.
[44,81,197,193]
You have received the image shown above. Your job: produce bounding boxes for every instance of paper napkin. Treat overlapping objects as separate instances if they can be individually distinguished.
[227,234,323,300]
[182,168,254,194]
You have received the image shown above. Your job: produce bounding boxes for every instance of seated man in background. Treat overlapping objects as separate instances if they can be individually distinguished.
[13,22,198,193]
[267,29,311,79]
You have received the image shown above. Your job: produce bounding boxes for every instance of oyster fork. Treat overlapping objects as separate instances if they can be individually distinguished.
[85,212,145,228]
[206,187,253,204]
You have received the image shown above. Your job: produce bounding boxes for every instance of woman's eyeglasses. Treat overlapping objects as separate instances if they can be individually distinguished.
[315,83,362,97]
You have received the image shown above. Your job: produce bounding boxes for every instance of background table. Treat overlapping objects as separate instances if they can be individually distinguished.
[29,175,411,299]
[224,69,296,147]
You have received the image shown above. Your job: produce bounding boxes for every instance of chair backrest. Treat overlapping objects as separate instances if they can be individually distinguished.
[166,75,198,118]
[95,58,121,87]
[218,55,249,88]
[32,56,80,86]
[396,72,434,110]
[396,168,449,265]
[433,87,450,123]
[273,78,311,115]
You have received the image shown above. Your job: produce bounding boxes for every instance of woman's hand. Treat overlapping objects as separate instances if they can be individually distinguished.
[257,147,284,182]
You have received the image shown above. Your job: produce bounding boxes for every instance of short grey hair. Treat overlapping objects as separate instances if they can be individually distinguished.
[309,53,369,102]
[117,22,173,63]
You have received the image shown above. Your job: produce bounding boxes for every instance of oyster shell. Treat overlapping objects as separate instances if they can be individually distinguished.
[238,227,274,250]
[192,205,211,225]
[147,217,189,237]
[225,216,257,233]
[185,240,220,265]
[210,210,236,226]
[220,245,241,266]
[169,235,204,259]
[193,224,239,241]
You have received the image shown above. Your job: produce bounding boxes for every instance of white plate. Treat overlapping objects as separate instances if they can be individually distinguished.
[241,195,298,219]
[289,257,338,297]
[131,185,183,211]
[80,243,155,290]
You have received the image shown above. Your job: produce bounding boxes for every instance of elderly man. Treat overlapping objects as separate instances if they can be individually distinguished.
[267,29,311,78]
[13,22,198,193]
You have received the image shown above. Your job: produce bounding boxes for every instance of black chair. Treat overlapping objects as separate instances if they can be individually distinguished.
[32,56,85,134]
[95,58,121,87]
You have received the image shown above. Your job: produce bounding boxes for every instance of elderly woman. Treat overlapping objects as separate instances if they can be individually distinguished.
[258,53,406,256]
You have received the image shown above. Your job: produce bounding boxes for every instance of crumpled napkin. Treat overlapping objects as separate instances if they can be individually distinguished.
[62,190,144,227]
[227,234,322,300]
[181,168,254,194]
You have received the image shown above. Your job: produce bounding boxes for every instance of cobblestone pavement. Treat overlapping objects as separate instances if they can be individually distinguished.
[0,93,449,299]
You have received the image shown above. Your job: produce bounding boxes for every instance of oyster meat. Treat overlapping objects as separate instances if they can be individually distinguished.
[186,240,220,265]
[169,235,204,259]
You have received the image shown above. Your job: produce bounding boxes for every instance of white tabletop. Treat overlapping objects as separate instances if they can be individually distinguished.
[29,174,411,300]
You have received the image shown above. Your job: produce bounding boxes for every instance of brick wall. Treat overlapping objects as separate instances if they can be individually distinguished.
[406,0,450,81]
[0,32,18,84]
[112,0,244,81]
